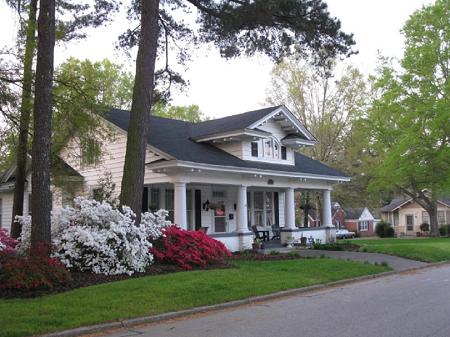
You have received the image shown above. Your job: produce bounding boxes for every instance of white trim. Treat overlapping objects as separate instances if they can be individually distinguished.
[147,159,350,182]
[281,138,317,147]
[248,106,316,142]
[192,129,270,142]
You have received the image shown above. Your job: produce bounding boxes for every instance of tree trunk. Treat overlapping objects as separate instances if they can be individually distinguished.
[10,0,38,239]
[120,0,160,222]
[427,206,439,237]
[30,0,55,254]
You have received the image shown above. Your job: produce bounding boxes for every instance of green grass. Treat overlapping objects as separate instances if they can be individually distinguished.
[0,259,388,337]
[346,237,450,262]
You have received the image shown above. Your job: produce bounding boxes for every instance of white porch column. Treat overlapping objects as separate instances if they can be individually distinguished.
[236,185,250,233]
[285,187,296,229]
[322,189,333,227]
[174,182,187,229]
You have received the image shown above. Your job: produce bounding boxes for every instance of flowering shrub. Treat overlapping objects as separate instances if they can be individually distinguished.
[0,245,72,291]
[16,197,169,275]
[0,228,17,253]
[151,226,231,270]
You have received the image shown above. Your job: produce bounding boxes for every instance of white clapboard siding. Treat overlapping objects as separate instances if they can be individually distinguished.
[215,142,243,158]
[60,126,163,198]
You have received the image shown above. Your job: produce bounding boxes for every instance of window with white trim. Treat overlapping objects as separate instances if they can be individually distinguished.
[422,211,429,224]
[281,146,287,160]
[251,142,258,157]
[359,221,369,231]
[438,211,445,225]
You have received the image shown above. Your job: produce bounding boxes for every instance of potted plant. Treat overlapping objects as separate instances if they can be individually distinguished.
[252,238,262,250]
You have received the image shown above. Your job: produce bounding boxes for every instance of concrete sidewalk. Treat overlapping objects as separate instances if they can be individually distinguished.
[264,248,427,271]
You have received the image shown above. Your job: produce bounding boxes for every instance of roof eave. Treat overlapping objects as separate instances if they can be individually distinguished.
[146,159,351,182]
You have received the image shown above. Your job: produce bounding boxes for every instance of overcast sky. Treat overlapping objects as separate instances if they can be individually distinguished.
[0,0,435,118]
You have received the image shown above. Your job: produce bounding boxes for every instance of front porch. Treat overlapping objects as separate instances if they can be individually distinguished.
[141,179,336,251]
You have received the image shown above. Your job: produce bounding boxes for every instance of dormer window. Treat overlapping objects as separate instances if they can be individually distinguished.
[251,142,258,157]
[281,146,287,160]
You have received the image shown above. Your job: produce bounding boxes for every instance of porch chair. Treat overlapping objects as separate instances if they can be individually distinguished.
[271,225,281,240]
[251,225,262,240]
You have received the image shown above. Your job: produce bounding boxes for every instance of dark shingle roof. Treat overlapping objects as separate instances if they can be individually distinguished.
[344,208,364,220]
[190,106,282,138]
[105,108,348,178]
[380,197,411,212]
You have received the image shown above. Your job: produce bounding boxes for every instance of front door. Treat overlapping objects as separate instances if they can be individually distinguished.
[406,215,414,231]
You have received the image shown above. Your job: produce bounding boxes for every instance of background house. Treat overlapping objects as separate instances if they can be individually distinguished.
[380,197,450,236]
[342,207,379,237]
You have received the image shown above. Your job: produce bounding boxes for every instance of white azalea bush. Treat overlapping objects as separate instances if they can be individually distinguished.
[16,197,169,275]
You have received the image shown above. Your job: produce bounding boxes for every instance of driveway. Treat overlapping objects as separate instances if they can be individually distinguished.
[96,264,450,337]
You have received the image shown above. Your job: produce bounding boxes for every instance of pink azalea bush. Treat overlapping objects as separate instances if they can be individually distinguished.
[0,228,17,254]
[150,225,231,270]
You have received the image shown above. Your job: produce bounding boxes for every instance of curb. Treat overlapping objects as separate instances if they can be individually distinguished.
[41,261,449,337]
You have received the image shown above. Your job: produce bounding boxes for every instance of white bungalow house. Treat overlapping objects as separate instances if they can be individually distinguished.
[0,106,350,251]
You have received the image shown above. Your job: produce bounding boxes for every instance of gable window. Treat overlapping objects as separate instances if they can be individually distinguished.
[281,146,287,160]
[251,142,258,157]
[359,221,369,231]
[81,138,101,166]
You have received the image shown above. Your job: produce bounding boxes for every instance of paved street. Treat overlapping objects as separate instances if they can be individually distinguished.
[97,264,450,337]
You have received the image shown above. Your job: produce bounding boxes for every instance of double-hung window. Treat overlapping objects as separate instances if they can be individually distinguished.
[359,221,369,231]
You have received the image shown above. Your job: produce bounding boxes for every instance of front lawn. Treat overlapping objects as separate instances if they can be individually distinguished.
[0,259,388,337]
[346,237,450,262]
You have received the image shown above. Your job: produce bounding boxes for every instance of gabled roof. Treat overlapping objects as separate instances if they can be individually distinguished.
[380,197,450,212]
[190,106,282,138]
[105,108,349,179]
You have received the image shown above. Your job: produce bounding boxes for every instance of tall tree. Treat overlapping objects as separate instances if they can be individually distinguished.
[120,0,357,218]
[267,59,370,207]
[30,0,56,252]
[10,0,37,239]
[152,103,208,122]
[367,0,450,236]
[6,0,119,238]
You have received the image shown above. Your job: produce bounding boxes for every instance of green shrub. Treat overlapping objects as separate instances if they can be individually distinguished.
[439,225,449,237]
[420,223,430,232]
[313,243,344,251]
[376,221,395,238]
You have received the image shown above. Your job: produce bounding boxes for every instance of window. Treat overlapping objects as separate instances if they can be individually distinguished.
[81,138,101,166]
[251,142,258,157]
[149,188,160,211]
[406,215,414,231]
[212,191,226,232]
[281,146,287,160]
[265,191,273,226]
[0,198,2,227]
[422,211,430,224]
[438,211,445,225]
[359,221,369,231]
[264,140,272,157]
[165,189,174,222]
[254,192,264,226]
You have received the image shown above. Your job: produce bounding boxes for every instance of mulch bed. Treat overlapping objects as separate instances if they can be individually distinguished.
[230,251,304,261]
